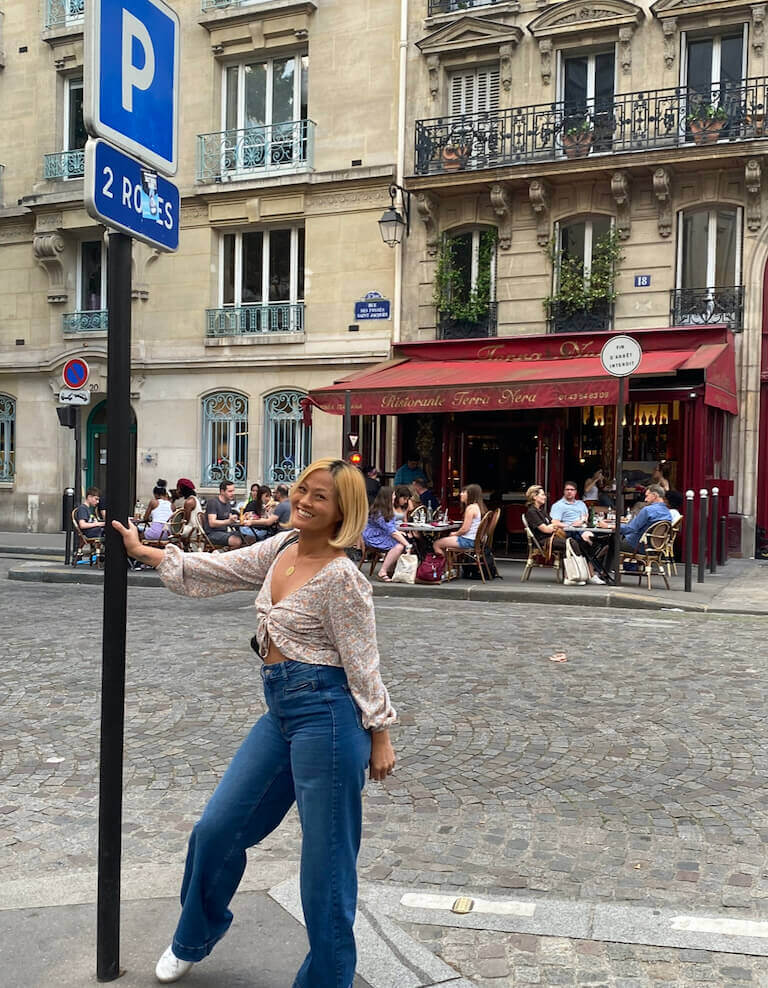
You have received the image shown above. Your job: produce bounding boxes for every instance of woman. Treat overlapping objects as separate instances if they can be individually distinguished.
[113,458,396,987]
[433,483,484,558]
[583,469,603,502]
[142,479,174,540]
[241,484,273,542]
[650,462,670,492]
[392,485,412,523]
[362,485,411,582]
[524,485,604,584]
[176,478,202,541]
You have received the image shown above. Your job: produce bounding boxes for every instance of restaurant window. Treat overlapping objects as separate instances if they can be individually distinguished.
[79,240,107,311]
[559,48,615,152]
[674,206,743,328]
[263,390,311,485]
[435,227,497,340]
[0,394,15,482]
[223,55,309,171]
[549,216,614,332]
[201,391,248,487]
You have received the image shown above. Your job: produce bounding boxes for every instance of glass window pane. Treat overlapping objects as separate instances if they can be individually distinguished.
[272,58,295,124]
[223,234,236,305]
[300,56,309,121]
[297,228,305,300]
[564,56,587,113]
[450,232,473,302]
[687,39,713,97]
[594,52,615,111]
[561,221,586,264]
[242,232,263,303]
[714,209,737,285]
[68,81,86,150]
[81,241,102,309]
[681,210,709,288]
[720,35,743,90]
[269,229,292,302]
[590,216,612,260]
[244,63,267,129]
[225,66,239,131]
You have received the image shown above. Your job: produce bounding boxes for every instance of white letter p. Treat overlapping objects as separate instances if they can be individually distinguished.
[122,9,155,113]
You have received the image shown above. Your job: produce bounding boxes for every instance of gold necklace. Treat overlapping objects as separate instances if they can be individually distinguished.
[285,564,296,576]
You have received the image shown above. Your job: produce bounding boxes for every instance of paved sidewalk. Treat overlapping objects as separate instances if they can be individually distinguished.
[0,529,65,557]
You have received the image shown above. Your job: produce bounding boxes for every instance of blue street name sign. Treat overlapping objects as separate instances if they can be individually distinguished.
[354,299,391,320]
[85,0,180,176]
[85,139,180,251]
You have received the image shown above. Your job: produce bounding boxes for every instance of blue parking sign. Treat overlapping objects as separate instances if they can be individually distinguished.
[85,0,180,176]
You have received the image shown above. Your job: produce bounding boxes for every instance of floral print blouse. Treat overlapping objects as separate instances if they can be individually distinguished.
[156,532,397,731]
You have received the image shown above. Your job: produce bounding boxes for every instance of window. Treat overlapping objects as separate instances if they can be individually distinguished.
[219,228,305,331]
[201,392,249,487]
[79,241,107,311]
[436,228,497,339]
[222,55,309,171]
[263,390,311,484]
[683,28,746,137]
[674,206,743,327]
[449,66,500,116]
[550,216,614,332]
[560,49,615,152]
[0,394,15,482]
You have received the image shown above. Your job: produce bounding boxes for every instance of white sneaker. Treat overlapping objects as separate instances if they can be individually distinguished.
[589,574,606,585]
[155,946,194,984]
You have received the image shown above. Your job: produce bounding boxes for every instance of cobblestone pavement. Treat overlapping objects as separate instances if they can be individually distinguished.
[2,560,768,985]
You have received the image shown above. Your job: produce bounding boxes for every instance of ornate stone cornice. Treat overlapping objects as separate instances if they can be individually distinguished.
[745,159,762,232]
[529,178,552,246]
[611,171,631,240]
[527,0,644,39]
[416,15,523,58]
[33,233,68,304]
[651,0,760,22]
[539,38,553,85]
[416,192,440,257]
[490,183,513,250]
[652,167,673,238]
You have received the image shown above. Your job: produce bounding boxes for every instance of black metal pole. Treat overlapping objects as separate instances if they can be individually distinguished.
[74,405,82,508]
[63,487,74,567]
[343,390,351,460]
[97,233,132,982]
[709,486,719,575]
[697,488,708,584]
[613,375,626,585]
[684,489,694,592]
[719,514,728,566]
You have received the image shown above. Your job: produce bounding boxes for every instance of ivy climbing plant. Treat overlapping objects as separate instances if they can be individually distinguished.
[433,229,498,324]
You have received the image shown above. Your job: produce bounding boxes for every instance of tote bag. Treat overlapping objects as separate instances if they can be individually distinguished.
[563,539,589,585]
[392,552,417,584]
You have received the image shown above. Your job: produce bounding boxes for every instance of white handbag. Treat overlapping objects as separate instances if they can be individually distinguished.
[391,552,418,584]
[563,539,589,585]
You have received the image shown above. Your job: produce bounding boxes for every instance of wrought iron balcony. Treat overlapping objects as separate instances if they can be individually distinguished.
[206,303,305,337]
[437,304,497,340]
[547,299,612,334]
[44,150,85,180]
[414,77,768,176]
[63,310,108,334]
[45,0,84,29]
[670,286,744,331]
[428,0,503,12]
[197,120,315,182]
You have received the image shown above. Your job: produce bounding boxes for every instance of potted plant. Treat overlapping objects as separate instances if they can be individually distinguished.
[544,229,623,333]
[433,230,497,337]
[562,118,594,158]
[441,141,471,171]
[687,101,727,144]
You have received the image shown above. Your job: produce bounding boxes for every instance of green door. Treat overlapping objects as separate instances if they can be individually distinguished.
[86,399,137,507]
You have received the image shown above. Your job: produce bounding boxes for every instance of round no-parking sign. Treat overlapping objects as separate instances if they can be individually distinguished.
[62,358,90,390]
[600,336,642,377]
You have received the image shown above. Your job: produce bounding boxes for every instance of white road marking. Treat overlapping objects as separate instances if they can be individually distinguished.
[672,915,768,938]
[400,892,536,917]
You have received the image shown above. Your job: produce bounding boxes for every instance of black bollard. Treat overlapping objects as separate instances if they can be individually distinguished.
[697,489,708,584]
[62,487,75,567]
[709,487,718,574]
[684,489,694,592]
[719,515,728,566]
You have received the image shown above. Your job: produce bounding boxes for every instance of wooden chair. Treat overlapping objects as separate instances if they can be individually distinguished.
[357,538,386,576]
[662,516,683,575]
[620,520,673,590]
[166,508,193,551]
[71,508,105,566]
[444,508,500,583]
[194,510,235,553]
[521,515,563,583]
[139,509,179,550]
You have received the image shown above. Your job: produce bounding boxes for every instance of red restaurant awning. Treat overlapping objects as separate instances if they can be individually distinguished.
[307,326,738,417]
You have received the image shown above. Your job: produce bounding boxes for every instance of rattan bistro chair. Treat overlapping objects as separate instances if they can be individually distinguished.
[444,508,499,582]
[619,519,673,590]
[194,510,235,553]
[521,515,563,583]
[662,516,683,575]
[71,508,105,566]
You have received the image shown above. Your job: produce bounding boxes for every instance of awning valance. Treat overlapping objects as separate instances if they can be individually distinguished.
[307,326,738,417]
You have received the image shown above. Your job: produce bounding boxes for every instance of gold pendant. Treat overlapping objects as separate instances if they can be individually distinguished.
[285,565,295,576]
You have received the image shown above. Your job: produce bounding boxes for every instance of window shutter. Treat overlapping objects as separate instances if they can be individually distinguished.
[476,67,500,113]
[450,67,499,115]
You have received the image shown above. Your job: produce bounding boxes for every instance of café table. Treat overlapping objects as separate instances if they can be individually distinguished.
[397,520,460,559]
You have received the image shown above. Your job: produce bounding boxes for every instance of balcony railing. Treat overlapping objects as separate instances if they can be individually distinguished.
[428,0,502,12]
[45,0,84,29]
[197,120,315,182]
[44,150,85,180]
[63,310,108,334]
[437,304,497,340]
[201,0,258,9]
[415,77,768,176]
[670,286,744,331]
[206,303,305,337]
[547,300,612,334]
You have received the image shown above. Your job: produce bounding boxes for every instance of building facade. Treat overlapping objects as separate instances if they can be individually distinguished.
[306,0,768,557]
[0,0,399,531]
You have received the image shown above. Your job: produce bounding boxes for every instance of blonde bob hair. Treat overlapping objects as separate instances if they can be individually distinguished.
[525,484,544,506]
[290,457,369,549]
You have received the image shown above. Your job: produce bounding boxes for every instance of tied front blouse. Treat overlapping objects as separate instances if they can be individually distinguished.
[156,531,397,731]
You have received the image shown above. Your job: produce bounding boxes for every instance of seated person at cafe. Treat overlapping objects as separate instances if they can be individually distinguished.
[393,486,412,522]
[433,484,483,558]
[394,455,423,487]
[204,480,243,549]
[242,483,291,543]
[362,486,411,581]
[75,487,104,540]
[666,489,683,525]
[596,483,671,552]
[176,478,203,539]
[413,477,439,512]
[142,479,174,540]
[524,485,604,584]
[550,481,588,527]
[364,465,382,505]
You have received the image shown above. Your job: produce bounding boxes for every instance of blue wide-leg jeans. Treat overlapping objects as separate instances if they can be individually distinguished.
[171,659,372,988]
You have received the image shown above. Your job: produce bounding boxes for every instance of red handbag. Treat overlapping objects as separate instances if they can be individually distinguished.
[416,552,445,583]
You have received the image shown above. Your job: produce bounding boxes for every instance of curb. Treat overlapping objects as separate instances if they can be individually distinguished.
[0,544,65,558]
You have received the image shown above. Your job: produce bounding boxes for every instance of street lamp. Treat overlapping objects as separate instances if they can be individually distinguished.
[378,183,411,247]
